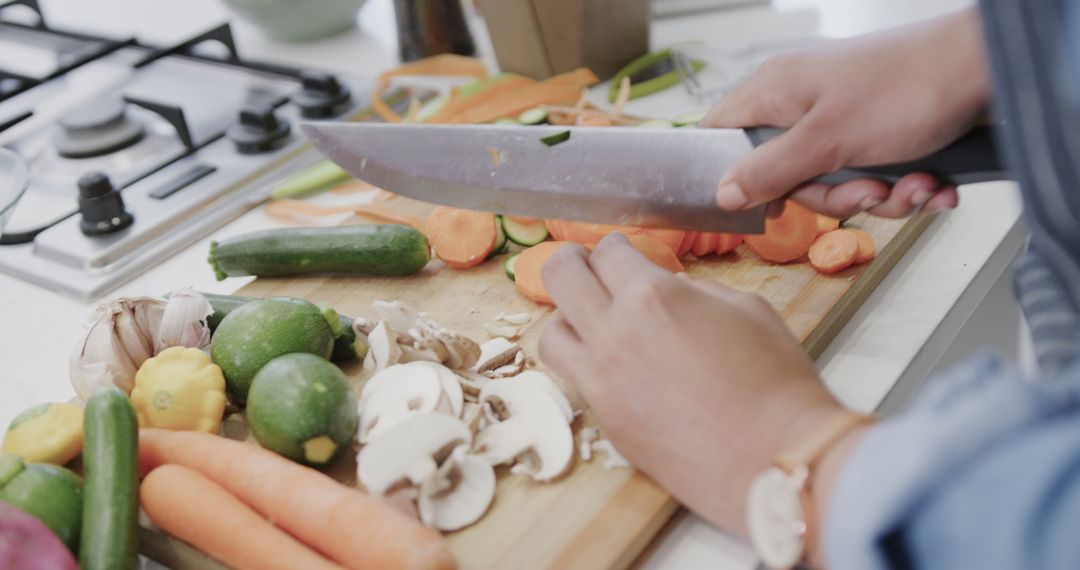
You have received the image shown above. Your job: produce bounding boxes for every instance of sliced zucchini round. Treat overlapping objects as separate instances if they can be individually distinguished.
[502,217,550,246]
[637,119,675,129]
[518,107,549,125]
[504,254,520,281]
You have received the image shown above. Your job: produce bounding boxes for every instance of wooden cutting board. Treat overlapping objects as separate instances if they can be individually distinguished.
[140,200,932,570]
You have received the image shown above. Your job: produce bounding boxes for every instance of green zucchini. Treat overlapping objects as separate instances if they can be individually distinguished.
[609,48,706,103]
[491,216,510,256]
[268,161,351,200]
[673,110,708,127]
[502,217,549,246]
[80,388,138,570]
[494,117,520,125]
[540,130,571,147]
[505,253,520,281]
[198,292,366,363]
[517,107,549,125]
[208,225,430,281]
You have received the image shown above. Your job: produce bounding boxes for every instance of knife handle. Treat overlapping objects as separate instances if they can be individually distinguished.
[744,125,1009,187]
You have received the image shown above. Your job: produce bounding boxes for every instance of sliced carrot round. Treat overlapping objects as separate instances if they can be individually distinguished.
[424,206,498,269]
[638,228,686,255]
[846,228,876,264]
[515,241,568,305]
[506,215,539,225]
[714,233,743,255]
[809,230,859,274]
[624,234,685,273]
[677,231,699,257]
[690,232,718,258]
[816,214,840,237]
[745,201,819,263]
[544,219,565,241]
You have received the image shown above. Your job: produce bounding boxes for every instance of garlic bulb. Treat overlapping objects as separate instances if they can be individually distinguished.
[69,290,213,401]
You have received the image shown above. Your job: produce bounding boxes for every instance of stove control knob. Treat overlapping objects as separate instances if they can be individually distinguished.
[78,172,134,237]
[227,104,291,154]
[292,70,352,118]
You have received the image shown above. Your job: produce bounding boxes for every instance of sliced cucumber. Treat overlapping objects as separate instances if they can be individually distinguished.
[540,130,571,147]
[502,217,549,246]
[674,110,708,127]
[491,216,510,256]
[637,119,675,128]
[504,254,520,281]
[494,118,520,125]
[518,107,549,125]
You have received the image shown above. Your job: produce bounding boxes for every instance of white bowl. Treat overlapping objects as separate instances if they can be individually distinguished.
[221,0,367,43]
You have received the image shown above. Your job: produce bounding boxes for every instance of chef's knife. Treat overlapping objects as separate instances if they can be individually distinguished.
[300,122,1005,234]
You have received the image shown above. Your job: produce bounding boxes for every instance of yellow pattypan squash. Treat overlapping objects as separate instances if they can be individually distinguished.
[130,346,227,433]
[1,403,83,465]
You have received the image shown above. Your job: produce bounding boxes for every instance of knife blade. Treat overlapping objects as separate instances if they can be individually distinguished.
[300,122,1008,234]
[300,122,767,233]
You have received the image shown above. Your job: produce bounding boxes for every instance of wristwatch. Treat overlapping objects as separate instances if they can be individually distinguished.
[746,412,872,569]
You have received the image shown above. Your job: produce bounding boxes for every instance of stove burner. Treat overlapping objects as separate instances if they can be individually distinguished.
[52,97,146,159]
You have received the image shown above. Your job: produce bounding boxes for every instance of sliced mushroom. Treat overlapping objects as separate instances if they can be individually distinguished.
[473,376,574,481]
[495,312,531,326]
[591,439,631,469]
[434,329,480,370]
[483,371,574,425]
[483,323,522,340]
[367,320,402,371]
[472,338,522,374]
[357,412,472,495]
[417,447,496,532]
[579,440,592,462]
[359,363,443,443]
[412,361,464,418]
[457,371,490,399]
[461,402,485,435]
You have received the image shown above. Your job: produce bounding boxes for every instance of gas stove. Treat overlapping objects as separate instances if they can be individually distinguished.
[0,0,378,300]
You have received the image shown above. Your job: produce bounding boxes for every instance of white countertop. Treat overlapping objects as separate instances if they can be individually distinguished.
[1,0,1023,568]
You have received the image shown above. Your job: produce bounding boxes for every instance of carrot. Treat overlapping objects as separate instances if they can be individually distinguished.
[424,206,498,269]
[405,96,422,123]
[845,228,876,264]
[353,203,425,230]
[330,181,376,195]
[545,219,565,241]
[625,234,685,273]
[541,68,600,89]
[714,233,743,255]
[445,83,585,125]
[559,222,684,255]
[690,232,718,257]
[506,215,539,225]
[580,115,614,127]
[376,54,488,83]
[138,429,455,570]
[426,75,536,123]
[141,464,344,570]
[809,230,859,274]
[515,241,568,305]
[744,201,819,263]
[817,214,840,236]
[677,231,699,257]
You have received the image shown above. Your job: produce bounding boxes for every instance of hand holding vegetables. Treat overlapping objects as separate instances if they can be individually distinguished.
[537,233,867,536]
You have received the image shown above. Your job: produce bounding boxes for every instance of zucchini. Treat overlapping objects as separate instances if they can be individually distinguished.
[517,107,549,125]
[637,119,675,129]
[502,217,549,246]
[540,130,571,147]
[208,225,430,280]
[505,253,520,281]
[268,161,351,200]
[80,388,138,570]
[494,117,520,125]
[491,216,510,256]
[673,110,708,127]
[608,48,706,103]
[199,292,366,363]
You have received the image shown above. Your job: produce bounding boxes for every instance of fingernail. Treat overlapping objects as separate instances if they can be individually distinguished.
[716,178,750,210]
[912,189,934,206]
[859,194,884,211]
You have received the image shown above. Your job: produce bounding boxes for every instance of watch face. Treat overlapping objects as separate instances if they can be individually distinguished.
[747,467,805,569]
